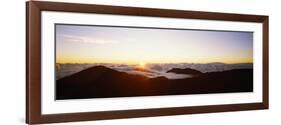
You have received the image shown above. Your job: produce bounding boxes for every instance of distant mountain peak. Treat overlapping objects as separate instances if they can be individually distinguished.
[207,62,225,65]
[167,68,202,75]
[80,65,119,73]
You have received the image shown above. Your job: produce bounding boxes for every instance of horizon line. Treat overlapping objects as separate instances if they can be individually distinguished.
[55,62,253,65]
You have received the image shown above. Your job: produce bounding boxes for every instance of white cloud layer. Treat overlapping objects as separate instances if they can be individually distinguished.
[59,34,119,44]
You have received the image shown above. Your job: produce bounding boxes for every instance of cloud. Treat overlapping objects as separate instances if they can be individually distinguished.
[59,34,119,44]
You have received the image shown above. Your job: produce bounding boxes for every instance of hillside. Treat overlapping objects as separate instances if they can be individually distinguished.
[56,66,253,100]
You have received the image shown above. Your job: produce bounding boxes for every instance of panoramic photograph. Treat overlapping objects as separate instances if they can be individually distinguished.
[55,24,253,100]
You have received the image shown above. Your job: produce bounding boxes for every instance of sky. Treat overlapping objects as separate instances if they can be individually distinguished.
[56,24,253,64]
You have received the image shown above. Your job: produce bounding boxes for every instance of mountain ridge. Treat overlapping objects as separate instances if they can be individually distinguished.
[56,65,253,100]
[167,68,202,75]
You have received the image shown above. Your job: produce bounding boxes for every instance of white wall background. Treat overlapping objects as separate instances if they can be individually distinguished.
[0,0,279,124]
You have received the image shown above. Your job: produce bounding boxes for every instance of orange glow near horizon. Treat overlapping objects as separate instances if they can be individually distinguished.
[56,56,253,64]
[138,62,146,69]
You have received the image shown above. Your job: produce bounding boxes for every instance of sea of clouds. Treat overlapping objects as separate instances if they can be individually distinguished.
[55,63,253,80]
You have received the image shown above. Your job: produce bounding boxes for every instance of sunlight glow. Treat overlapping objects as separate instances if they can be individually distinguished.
[138,62,146,69]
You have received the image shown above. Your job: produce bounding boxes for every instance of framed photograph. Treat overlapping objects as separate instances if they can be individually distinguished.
[26,1,269,124]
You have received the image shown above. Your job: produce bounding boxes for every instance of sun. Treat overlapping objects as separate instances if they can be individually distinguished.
[138,62,146,69]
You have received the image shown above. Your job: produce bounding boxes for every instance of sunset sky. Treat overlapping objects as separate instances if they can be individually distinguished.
[56,24,253,64]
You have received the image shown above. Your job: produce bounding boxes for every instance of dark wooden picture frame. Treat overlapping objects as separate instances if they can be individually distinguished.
[26,1,269,124]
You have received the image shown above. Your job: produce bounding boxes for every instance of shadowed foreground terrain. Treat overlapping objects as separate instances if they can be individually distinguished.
[56,66,253,100]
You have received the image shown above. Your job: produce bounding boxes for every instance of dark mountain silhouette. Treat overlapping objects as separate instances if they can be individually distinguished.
[167,68,202,75]
[56,66,253,100]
